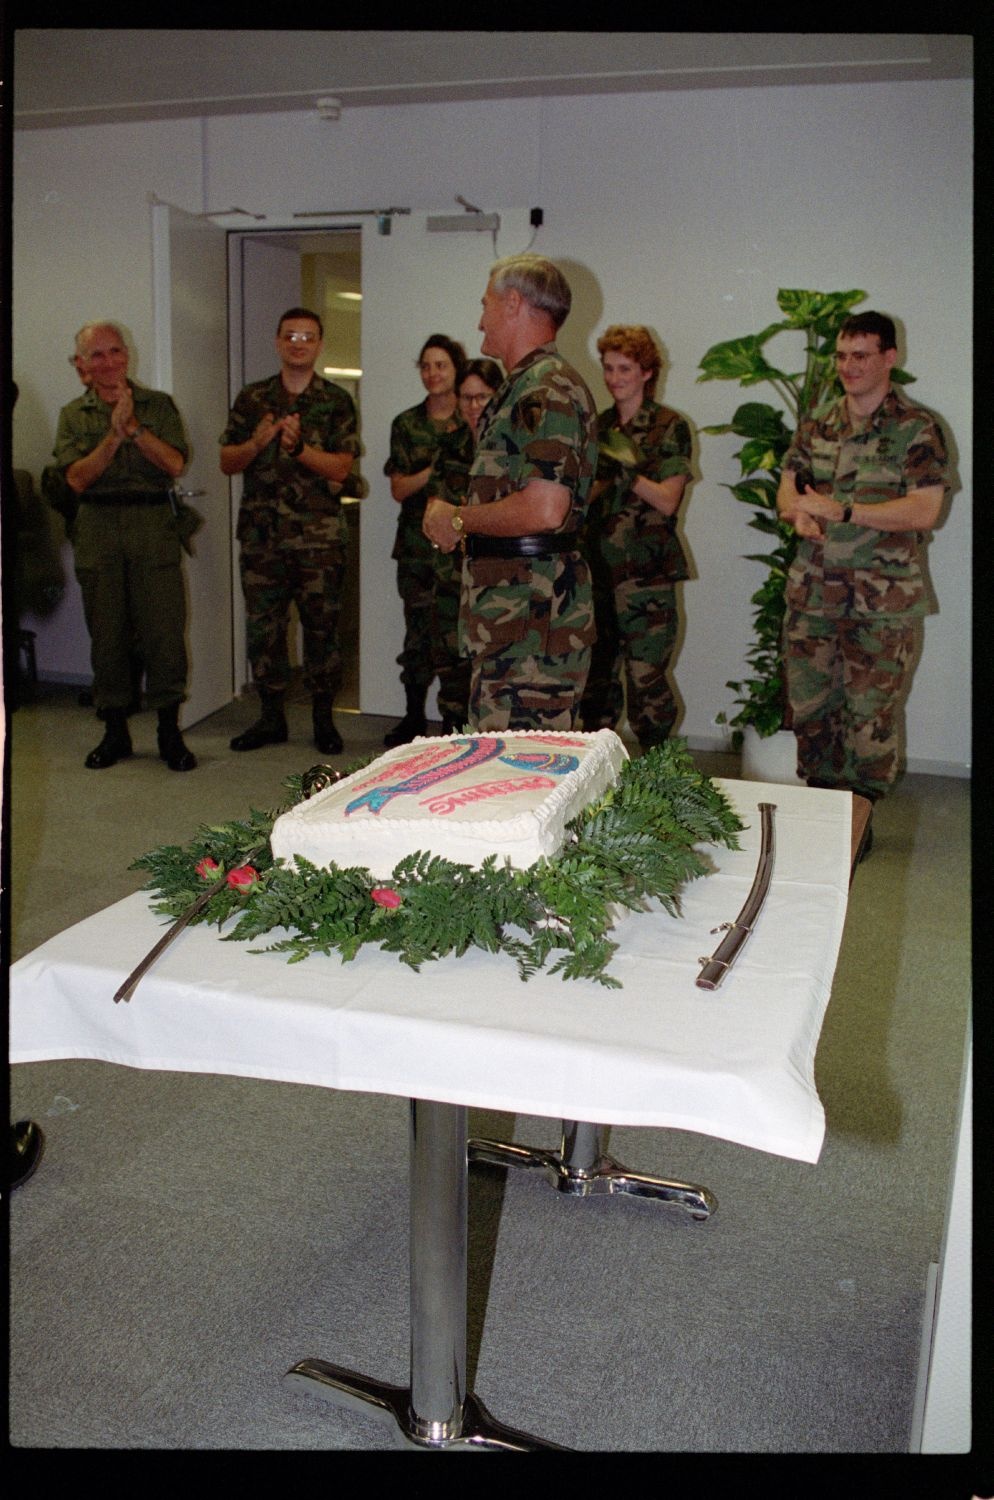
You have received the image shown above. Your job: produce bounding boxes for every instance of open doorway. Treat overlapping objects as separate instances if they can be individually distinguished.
[229,228,363,711]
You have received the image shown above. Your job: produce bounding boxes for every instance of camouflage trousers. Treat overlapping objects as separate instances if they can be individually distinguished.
[74,500,187,711]
[785,609,919,796]
[238,506,347,696]
[469,646,591,731]
[395,550,437,693]
[581,577,680,747]
[460,553,594,731]
[431,549,471,726]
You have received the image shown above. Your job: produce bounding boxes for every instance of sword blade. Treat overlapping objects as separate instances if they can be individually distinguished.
[114,844,266,1003]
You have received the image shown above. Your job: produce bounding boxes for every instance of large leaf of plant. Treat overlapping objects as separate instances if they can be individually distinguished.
[777,288,867,329]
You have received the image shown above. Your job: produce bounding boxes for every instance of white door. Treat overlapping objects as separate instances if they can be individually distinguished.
[239,237,302,384]
[226,234,307,690]
[151,201,233,729]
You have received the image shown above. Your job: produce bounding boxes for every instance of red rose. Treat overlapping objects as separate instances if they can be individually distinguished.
[196,857,220,879]
[371,886,402,909]
[226,865,259,891]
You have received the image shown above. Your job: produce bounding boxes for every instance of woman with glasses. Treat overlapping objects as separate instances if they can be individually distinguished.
[579,324,694,750]
[425,358,503,733]
[382,333,467,746]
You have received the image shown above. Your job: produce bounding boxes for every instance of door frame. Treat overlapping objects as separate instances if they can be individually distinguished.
[225,223,363,698]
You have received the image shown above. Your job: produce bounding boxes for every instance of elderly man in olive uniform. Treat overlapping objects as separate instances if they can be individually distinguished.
[777,310,949,848]
[53,321,195,771]
[221,307,359,756]
[423,256,598,730]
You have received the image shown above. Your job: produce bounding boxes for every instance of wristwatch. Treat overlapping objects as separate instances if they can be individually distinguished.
[451,511,465,533]
[840,502,854,523]
[130,423,148,442]
[288,436,305,458]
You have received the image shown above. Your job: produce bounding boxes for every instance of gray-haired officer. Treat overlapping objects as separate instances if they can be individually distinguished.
[53,322,196,771]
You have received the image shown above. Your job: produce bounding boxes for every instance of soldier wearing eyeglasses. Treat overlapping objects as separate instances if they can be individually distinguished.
[776,311,949,832]
[220,307,359,756]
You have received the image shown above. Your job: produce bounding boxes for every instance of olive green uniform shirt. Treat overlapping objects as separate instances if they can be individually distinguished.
[54,381,189,489]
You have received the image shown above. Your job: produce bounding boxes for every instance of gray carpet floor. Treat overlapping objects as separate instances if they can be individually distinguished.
[6,684,972,1458]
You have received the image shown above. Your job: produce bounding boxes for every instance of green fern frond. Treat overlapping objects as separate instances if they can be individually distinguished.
[131,737,745,987]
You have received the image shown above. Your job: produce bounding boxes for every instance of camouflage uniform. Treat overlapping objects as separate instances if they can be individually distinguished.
[461,343,598,730]
[221,373,359,696]
[580,399,693,747]
[384,401,464,696]
[53,381,190,711]
[783,385,949,796]
[425,422,475,726]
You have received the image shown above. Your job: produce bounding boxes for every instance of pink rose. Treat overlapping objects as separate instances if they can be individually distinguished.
[371,886,402,910]
[226,865,259,891]
[196,857,220,879]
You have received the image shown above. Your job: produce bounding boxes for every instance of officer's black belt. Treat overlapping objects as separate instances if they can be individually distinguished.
[82,491,171,507]
[464,533,577,559]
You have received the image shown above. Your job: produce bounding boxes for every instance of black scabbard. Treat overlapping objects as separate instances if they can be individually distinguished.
[696,803,776,991]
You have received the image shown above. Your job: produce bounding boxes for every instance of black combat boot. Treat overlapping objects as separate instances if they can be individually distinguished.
[312,693,343,756]
[383,684,428,748]
[84,707,132,769]
[230,691,288,752]
[157,702,197,772]
[10,1120,45,1190]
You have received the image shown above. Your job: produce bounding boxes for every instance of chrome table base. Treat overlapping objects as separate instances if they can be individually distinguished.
[468,1118,716,1221]
[284,1362,559,1451]
[286,1098,566,1451]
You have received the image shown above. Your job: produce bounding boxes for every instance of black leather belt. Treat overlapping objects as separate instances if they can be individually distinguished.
[82,491,171,506]
[465,533,578,559]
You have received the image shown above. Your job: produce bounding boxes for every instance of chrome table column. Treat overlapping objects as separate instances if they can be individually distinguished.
[468,1118,716,1220]
[286,1098,566,1450]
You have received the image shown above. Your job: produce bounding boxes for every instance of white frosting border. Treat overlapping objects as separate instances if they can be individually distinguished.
[270,729,629,874]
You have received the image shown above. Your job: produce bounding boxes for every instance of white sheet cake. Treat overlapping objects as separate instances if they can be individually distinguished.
[270,730,629,875]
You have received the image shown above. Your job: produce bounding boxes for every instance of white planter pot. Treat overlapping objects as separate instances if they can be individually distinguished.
[740,725,801,786]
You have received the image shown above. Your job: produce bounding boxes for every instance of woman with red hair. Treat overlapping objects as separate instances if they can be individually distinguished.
[580,325,694,749]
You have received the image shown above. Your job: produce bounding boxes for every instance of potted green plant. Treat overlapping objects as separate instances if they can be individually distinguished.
[696,288,913,774]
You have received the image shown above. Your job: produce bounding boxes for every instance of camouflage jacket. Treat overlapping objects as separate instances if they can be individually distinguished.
[220,373,359,513]
[459,344,598,662]
[582,399,692,584]
[783,386,949,618]
[425,420,475,509]
[54,381,188,494]
[384,400,464,482]
[385,400,464,558]
[467,343,598,528]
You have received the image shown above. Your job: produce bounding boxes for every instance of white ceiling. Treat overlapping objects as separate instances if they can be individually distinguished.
[12,30,973,130]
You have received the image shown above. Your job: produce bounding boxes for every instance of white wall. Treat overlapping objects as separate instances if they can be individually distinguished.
[12,117,206,678]
[12,78,972,771]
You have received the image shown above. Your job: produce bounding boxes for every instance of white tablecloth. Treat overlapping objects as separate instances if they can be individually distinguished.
[9,780,851,1164]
